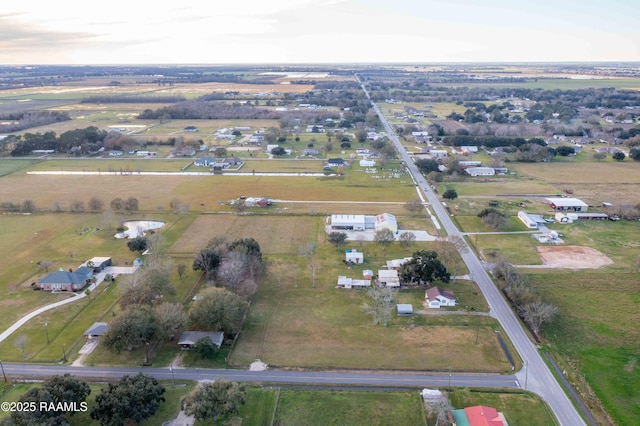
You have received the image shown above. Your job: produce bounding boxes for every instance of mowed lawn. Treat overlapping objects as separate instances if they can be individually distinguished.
[230,254,511,372]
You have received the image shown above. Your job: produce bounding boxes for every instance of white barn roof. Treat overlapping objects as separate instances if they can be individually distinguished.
[545,197,588,208]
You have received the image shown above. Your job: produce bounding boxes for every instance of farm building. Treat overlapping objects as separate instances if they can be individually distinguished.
[378,269,400,288]
[345,249,364,264]
[465,167,495,177]
[38,268,93,292]
[517,211,539,229]
[331,214,367,231]
[555,213,573,224]
[397,304,413,316]
[546,197,588,212]
[83,257,112,272]
[459,161,482,167]
[425,287,456,308]
[576,213,609,220]
[178,331,224,349]
[336,276,371,289]
[460,146,479,154]
[386,258,412,269]
[359,159,376,167]
[374,213,398,233]
[85,322,109,339]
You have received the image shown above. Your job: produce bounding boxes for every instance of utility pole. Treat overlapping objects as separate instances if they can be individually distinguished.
[44,321,49,344]
[61,344,67,363]
[525,361,529,391]
[169,362,175,386]
[448,365,452,389]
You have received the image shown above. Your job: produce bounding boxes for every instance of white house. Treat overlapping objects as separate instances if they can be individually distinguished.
[518,211,539,229]
[345,249,364,264]
[429,150,448,158]
[425,287,456,308]
[465,167,495,177]
[378,269,400,288]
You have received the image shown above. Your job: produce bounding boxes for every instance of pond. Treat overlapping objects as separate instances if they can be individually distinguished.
[114,220,165,239]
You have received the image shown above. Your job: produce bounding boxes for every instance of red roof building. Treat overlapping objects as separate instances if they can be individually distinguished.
[464,406,504,426]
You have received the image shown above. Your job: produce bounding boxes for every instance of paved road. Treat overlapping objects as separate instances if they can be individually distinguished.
[0,363,519,390]
[358,76,585,426]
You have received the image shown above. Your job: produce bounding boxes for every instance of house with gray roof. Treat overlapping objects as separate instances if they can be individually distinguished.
[178,331,224,349]
[85,322,109,338]
[38,268,92,291]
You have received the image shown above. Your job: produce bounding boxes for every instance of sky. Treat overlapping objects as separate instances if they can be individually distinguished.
[1,0,639,64]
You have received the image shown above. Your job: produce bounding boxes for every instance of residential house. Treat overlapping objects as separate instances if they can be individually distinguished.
[184,126,198,132]
[449,405,506,426]
[303,148,319,156]
[327,158,345,167]
[178,331,224,349]
[194,156,216,167]
[38,268,93,291]
[425,287,456,308]
[359,159,376,167]
[108,150,123,156]
[171,147,196,157]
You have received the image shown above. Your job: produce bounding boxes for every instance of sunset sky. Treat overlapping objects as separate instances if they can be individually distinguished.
[2,0,638,64]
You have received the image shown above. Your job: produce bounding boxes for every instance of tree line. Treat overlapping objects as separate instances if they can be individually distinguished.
[0,111,70,133]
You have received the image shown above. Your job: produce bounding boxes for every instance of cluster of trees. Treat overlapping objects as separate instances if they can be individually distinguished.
[181,379,246,423]
[0,196,136,214]
[8,126,111,156]
[0,111,70,133]
[193,237,263,298]
[478,208,509,230]
[442,135,546,149]
[3,374,90,426]
[399,250,450,285]
[493,261,558,340]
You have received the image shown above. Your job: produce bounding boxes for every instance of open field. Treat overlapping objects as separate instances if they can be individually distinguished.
[514,161,640,185]
[23,159,192,172]
[430,78,640,90]
[537,245,613,269]
[445,177,560,197]
[531,271,640,426]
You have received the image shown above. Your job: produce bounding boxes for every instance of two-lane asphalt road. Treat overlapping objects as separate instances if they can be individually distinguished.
[0,362,519,389]
[358,75,585,426]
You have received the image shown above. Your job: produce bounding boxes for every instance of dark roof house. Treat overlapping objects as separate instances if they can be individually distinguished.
[178,331,224,349]
[38,269,91,292]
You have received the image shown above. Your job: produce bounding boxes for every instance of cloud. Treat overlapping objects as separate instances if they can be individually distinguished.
[0,15,96,51]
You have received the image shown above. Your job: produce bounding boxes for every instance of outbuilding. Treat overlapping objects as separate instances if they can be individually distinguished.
[374,213,398,233]
[546,197,589,212]
[397,304,413,316]
[517,211,538,229]
[345,249,364,264]
[465,167,495,177]
[85,322,109,339]
[378,269,400,287]
[331,214,366,231]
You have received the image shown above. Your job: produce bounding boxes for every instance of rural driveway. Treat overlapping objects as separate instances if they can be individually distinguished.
[360,76,586,426]
[0,266,135,344]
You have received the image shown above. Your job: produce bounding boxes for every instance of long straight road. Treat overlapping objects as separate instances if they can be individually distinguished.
[358,76,585,426]
[0,362,519,389]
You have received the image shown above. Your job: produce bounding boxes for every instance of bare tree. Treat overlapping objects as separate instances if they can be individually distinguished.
[398,232,416,248]
[435,236,468,282]
[518,301,558,339]
[374,228,395,251]
[70,200,85,213]
[404,199,423,216]
[364,286,397,327]
[15,334,29,359]
[425,394,454,426]
[300,242,320,287]
[177,263,186,279]
[88,196,104,212]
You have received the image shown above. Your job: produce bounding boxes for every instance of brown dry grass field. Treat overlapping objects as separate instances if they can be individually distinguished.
[171,215,320,255]
[536,246,613,269]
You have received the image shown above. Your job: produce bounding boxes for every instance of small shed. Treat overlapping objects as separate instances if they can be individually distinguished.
[397,304,413,316]
[345,249,364,264]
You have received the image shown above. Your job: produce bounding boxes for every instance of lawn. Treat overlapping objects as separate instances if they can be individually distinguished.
[0,159,36,177]
[530,270,640,426]
[273,389,425,426]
